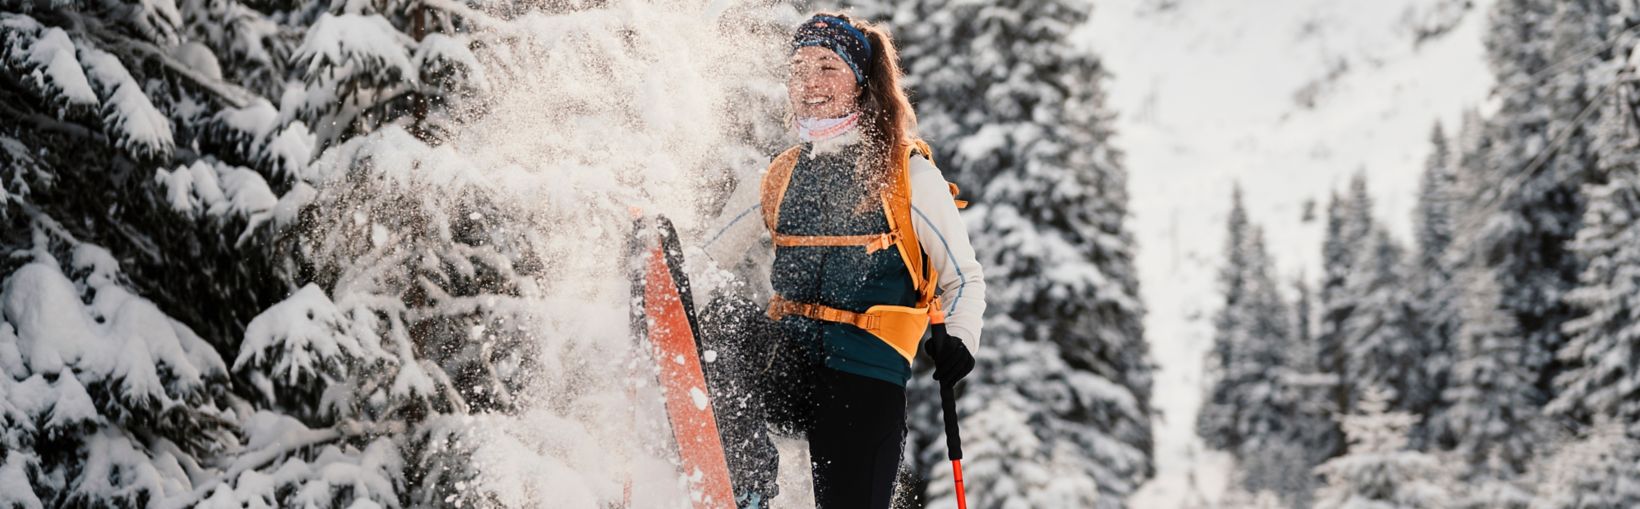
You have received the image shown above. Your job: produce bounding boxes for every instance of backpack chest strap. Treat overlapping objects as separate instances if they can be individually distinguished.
[770,231,899,253]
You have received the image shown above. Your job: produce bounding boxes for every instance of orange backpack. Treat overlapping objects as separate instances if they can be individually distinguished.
[759,139,966,362]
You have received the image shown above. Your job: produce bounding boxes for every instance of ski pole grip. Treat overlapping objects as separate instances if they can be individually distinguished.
[940,381,962,461]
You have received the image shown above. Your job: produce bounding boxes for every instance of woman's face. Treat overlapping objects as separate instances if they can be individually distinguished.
[788,46,861,119]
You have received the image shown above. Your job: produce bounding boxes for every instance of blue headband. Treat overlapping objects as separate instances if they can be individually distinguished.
[792,15,873,85]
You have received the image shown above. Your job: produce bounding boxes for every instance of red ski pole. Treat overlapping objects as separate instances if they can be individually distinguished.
[940,381,968,509]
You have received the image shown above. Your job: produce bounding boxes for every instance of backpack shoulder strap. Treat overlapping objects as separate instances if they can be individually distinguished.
[889,139,936,306]
[760,144,805,234]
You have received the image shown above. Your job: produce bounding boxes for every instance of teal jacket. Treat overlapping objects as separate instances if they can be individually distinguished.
[768,142,920,386]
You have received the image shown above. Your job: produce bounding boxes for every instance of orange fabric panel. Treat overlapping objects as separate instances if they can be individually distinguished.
[766,296,931,362]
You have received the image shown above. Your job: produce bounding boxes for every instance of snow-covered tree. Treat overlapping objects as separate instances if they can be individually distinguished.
[1476,0,1608,402]
[1529,419,1640,509]
[1,2,312,504]
[1197,188,1305,498]
[1341,227,1431,417]
[844,0,1156,505]
[1283,275,1343,499]
[1545,35,1640,434]
[1318,190,1352,397]
[0,233,236,508]
[1409,121,1462,449]
[1199,187,1266,452]
[1318,174,1377,445]
[1313,386,1452,509]
[1440,270,1544,481]
[3,0,796,506]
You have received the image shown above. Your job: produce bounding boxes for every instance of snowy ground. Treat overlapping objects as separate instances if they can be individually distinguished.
[1081,0,1495,505]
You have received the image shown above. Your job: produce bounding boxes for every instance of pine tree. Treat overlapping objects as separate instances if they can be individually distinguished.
[1316,173,1374,457]
[0,2,314,504]
[1318,191,1351,397]
[1341,228,1424,415]
[3,0,793,506]
[1290,276,1342,457]
[1281,276,1342,507]
[1427,109,1492,451]
[0,234,237,508]
[1478,0,1606,404]
[1529,419,1640,509]
[1196,186,1255,452]
[1545,19,1640,434]
[1313,386,1452,509]
[1409,121,1461,449]
[1441,270,1543,480]
[850,0,1157,505]
[1197,189,1302,497]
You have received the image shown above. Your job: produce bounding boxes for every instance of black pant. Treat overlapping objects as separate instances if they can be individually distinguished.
[699,295,907,509]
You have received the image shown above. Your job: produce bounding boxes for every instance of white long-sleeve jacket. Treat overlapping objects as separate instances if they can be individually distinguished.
[690,130,987,353]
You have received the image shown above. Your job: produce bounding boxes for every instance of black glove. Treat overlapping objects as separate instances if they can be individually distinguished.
[923,324,974,384]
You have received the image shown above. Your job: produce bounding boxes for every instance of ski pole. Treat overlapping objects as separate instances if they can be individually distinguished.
[940,381,968,509]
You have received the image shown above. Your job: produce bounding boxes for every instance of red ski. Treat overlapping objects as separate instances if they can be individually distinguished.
[633,216,736,509]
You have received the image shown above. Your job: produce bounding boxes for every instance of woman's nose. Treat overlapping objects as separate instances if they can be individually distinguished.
[791,76,817,93]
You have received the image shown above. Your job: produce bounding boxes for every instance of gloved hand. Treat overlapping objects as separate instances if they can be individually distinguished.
[922,324,974,384]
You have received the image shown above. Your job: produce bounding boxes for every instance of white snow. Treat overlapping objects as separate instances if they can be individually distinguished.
[171,41,222,81]
[2,262,104,375]
[154,159,285,242]
[79,46,174,159]
[688,386,708,411]
[235,283,378,393]
[216,99,280,142]
[215,166,277,218]
[72,243,120,289]
[297,14,416,82]
[1083,1,1496,506]
[44,371,99,432]
[415,33,490,92]
[25,25,99,110]
[72,429,192,504]
[272,182,316,228]
[2,252,227,443]
[0,322,23,376]
[0,453,43,509]
[265,121,316,181]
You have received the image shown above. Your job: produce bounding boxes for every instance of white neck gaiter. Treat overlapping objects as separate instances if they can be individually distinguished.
[797,110,861,142]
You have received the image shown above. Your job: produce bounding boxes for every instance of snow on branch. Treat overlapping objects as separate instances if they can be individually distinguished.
[1,14,99,118]
[233,284,390,423]
[296,13,415,86]
[1,239,233,506]
[153,159,295,245]
[77,46,174,161]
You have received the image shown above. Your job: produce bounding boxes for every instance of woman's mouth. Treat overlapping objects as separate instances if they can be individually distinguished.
[803,97,831,106]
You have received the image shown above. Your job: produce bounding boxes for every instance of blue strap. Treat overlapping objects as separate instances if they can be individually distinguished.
[912,205,965,315]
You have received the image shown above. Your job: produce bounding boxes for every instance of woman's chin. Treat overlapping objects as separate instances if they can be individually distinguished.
[795,106,845,119]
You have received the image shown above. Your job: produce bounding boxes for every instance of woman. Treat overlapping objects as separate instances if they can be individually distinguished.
[694,12,986,509]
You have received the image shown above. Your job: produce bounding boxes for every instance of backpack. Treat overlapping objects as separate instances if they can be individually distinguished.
[758,139,966,362]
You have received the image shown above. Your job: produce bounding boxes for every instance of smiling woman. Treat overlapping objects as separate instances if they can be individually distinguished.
[788,47,858,119]
[691,11,988,509]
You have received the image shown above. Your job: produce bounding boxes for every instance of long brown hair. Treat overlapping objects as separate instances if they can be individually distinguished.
[809,12,918,196]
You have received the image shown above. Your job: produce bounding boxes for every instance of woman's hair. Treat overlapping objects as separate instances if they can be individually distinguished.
[808,12,918,195]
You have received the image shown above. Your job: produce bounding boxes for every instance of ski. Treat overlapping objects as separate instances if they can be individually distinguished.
[631,215,737,509]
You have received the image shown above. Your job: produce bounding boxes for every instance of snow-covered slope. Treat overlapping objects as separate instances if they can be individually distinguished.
[1080,0,1494,505]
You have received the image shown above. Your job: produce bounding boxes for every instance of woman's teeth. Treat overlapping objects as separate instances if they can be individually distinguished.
[804,98,829,105]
